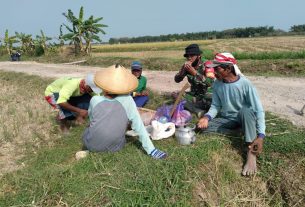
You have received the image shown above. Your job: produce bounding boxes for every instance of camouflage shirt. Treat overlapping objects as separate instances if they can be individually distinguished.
[174,61,214,101]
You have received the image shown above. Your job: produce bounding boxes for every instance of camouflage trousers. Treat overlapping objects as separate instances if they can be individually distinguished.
[183,94,212,117]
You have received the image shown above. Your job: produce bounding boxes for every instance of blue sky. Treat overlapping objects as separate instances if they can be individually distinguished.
[1,0,304,42]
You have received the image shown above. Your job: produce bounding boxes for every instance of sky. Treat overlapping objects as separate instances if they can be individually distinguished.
[1,0,305,42]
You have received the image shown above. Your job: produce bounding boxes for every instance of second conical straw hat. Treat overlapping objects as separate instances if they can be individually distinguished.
[94,64,138,94]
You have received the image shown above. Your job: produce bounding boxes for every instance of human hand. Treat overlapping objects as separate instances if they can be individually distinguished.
[197,116,209,129]
[141,90,149,96]
[150,148,167,159]
[249,137,264,155]
[78,109,88,118]
[183,62,197,75]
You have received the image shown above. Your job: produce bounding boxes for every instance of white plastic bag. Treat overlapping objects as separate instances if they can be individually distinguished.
[150,120,175,140]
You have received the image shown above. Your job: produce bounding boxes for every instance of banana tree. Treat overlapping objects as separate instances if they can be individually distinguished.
[58,25,65,46]
[34,30,52,55]
[62,6,85,54]
[62,6,107,55]
[4,30,18,55]
[15,32,34,54]
[83,16,107,54]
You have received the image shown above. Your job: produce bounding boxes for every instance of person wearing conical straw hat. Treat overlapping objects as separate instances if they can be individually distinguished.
[44,74,102,133]
[82,64,167,159]
[197,52,265,176]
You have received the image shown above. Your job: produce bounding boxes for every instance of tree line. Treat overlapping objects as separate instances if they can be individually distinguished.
[109,25,305,44]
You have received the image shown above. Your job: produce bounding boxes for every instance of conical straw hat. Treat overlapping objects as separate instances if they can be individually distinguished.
[94,64,138,94]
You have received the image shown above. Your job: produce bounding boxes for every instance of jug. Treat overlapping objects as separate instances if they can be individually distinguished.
[175,124,196,145]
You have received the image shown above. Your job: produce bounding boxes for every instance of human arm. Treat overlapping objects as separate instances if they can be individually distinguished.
[248,137,264,155]
[246,83,266,138]
[246,84,266,155]
[119,96,167,158]
[58,102,88,118]
[133,76,149,96]
[174,64,188,83]
[204,83,221,118]
[57,82,88,118]
[197,116,209,129]
[197,82,221,128]
[133,90,149,97]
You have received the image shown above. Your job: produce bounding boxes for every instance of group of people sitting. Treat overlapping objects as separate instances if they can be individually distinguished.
[44,44,266,176]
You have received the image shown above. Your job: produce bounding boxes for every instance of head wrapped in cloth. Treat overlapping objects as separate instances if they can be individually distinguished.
[207,52,243,76]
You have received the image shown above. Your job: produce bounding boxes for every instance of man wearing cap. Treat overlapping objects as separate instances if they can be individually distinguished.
[174,44,215,117]
[44,74,101,133]
[82,64,167,159]
[130,61,149,107]
[197,52,266,176]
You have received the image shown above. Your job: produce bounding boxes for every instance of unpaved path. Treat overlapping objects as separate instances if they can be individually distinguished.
[1,61,305,128]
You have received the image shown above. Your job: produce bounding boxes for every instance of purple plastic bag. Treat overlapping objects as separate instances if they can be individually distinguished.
[171,100,192,127]
[154,104,171,121]
[154,100,192,126]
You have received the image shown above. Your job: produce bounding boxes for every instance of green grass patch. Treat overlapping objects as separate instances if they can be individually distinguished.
[0,125,225,206]
[233,50,305,60]
[84,56,184,71]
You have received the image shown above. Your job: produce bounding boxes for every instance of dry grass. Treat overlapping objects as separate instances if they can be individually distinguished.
[0,72,58,176]
[206,36,305,53]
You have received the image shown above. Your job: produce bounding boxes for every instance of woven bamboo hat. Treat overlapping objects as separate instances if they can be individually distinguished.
[94,64,138,94]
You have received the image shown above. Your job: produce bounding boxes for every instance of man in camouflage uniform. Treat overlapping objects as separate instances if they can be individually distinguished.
[174,44,214,117]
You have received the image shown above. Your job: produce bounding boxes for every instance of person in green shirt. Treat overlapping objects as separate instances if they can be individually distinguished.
[174,44,215,117]
[44,74,101,133]
[130,61,149,107]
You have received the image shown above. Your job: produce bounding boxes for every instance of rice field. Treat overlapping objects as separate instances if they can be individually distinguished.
[91,36,305,59]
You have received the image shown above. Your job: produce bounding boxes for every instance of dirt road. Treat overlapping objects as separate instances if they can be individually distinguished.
[1,61,305,128]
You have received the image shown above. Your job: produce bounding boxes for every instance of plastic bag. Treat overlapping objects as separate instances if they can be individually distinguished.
[150,120,175,140]
[171,100,192,127]
[154,104,171,122]
[154,100,192,127]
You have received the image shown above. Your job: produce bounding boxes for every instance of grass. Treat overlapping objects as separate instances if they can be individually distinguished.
[0,71,305,206]
[0,71,59,175]
[233,50,305,60]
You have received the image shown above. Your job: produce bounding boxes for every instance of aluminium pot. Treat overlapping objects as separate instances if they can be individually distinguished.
[175,124,196,145]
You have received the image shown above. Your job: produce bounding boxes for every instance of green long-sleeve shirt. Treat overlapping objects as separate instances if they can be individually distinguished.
[134,76,147,93]
[206,76,266,136]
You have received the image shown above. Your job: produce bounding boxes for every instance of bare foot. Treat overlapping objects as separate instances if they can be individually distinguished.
[60,119,70,134]
[242,151,257,176]
[75,116,85,125]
